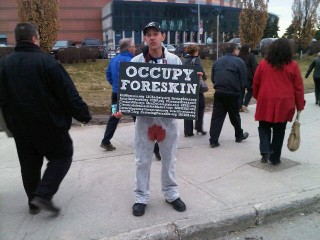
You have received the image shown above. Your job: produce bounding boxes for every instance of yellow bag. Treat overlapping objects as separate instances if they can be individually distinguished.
[287,111,301,152]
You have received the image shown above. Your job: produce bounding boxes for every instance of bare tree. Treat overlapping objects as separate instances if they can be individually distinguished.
[239,0,269,49]
[291,0,320,53]
[17,0,60,53]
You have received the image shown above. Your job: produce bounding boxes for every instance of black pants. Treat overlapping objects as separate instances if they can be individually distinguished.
[239,78,253,107]
[243,79,253,107]
[314,78,320,104]
[184,93,205,134]
[102,92,120,145]
[258,121,287,162]
[14,131,73,203]
[209,94,243,144]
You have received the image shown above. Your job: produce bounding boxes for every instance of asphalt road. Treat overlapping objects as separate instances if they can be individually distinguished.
[215,211,320,240]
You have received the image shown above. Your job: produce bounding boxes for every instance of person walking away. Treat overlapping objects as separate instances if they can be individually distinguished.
[253,38,305,165]
[305,52,320,106]
[0,22,91,215]
[183,44,207,137]
[130,22,186,217]
[238,43,258,112]
[100,38,136,151]
[209,43,249,148]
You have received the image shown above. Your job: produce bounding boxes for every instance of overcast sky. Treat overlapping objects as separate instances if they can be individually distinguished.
[268,0,293,36]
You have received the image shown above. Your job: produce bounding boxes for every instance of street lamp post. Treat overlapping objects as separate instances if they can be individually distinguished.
[213,8,221,59]
[197,4,201,44]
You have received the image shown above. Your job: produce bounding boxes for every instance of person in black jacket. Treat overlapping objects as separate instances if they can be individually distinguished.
[305,52,320,106]
[0,22,91,215]
[209,43,249,148]
[183,44,207,137]
[238,44,258,112]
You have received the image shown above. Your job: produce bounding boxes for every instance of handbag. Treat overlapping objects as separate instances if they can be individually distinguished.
[199,80,209,93]
[287,111,301,152]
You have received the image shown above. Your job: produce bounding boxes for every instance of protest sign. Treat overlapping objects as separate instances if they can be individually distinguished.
[118,62,200,120]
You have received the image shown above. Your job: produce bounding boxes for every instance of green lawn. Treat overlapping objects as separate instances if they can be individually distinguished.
[63,55,316,114]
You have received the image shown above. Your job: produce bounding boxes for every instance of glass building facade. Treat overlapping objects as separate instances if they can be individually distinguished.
[102,0,275,47]
[102,0,242,46]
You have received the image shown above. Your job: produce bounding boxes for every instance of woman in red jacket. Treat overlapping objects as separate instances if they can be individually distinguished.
[253,38,305,165]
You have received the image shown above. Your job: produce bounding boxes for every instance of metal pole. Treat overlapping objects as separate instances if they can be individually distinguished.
[216,12,219,59]
[197,4,200,44]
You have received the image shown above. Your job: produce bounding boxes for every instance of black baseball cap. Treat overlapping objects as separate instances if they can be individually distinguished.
[143,22,164,35]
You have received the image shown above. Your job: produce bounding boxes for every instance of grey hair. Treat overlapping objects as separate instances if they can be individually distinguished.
[119,38,133,52]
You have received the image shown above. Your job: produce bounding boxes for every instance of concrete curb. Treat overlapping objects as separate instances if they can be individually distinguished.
[254,188,320,225]
[107,188,320,240]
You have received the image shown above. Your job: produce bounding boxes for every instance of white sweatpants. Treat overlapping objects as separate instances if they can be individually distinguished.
[134,116,179,204]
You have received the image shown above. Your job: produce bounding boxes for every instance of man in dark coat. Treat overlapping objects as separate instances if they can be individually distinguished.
[0,22,91,215]
[209,43,249,148]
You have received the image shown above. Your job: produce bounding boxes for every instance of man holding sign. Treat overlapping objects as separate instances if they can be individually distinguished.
[130,22,187,217]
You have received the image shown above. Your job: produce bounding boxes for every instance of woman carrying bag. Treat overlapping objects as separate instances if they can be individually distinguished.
[253,39,305,165]
[183,44,208,137]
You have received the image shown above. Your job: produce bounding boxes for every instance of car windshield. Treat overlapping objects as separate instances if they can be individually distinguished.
[54,41,68,47]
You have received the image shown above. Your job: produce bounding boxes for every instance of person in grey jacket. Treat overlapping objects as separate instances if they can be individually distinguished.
[209,43,249,148]
[305,52,320,106]
[130,22,186,217]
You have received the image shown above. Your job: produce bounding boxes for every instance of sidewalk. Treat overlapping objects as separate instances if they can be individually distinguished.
[1,93,320,240]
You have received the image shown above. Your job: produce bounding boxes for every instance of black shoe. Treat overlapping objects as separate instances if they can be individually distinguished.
[154,151,161,161]
[132,203,146,216]
[184,133,194,137]
[235,132,249,143]
[196,130,207,135]
[100,142,116,151]
[30,196,60,214]
[29,203,41,215]
[261,153,270,163]
[210,142,220,148]
[271,160,281,165]
[166,197,186,212]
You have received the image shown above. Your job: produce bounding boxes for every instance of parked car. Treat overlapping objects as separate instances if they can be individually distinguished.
[0,44,14,58]
[104,44,120,59]
[259,38,278,57]
[50,40,76,59]
[81,38,104,58]
[228,38,241,47]
[164,44,176,53]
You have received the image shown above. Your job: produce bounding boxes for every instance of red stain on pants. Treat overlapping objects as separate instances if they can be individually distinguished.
[148,124,166,142]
